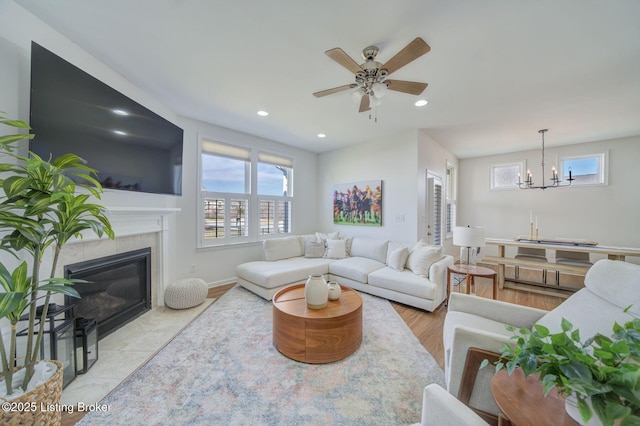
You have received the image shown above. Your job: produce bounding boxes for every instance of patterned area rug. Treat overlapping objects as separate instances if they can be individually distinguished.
[79,285,444,425]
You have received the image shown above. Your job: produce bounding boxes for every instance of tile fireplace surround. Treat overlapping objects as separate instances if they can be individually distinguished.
[54,207,180,309]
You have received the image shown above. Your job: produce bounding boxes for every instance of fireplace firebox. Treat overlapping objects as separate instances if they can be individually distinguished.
[64,248,152,339]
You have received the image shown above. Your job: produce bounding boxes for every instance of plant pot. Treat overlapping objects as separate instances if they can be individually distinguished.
[0,360,63,425]
[565,394,603,426]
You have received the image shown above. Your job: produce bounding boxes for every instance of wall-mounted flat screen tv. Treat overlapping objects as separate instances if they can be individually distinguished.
[29,42,183,196]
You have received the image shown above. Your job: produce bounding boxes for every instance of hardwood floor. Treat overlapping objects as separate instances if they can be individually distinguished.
[61,280,564,425]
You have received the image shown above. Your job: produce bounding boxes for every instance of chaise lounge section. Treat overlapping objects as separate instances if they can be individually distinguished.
[236,233,453,311]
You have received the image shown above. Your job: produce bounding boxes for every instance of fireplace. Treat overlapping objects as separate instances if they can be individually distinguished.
[64,248,152,339]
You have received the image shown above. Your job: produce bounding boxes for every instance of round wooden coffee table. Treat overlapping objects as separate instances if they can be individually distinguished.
[272,283,363,363]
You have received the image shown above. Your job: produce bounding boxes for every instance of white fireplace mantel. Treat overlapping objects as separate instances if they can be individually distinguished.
[66,206,181,306]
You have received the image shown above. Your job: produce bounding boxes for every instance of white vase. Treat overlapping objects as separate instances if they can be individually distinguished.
[327,281,341,300]
[305,274,328,309]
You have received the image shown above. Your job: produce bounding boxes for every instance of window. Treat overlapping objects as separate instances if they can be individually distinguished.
[491,162,524,190]
[445,163,456,238]
[559,152,607,186]
[199,139,293,247]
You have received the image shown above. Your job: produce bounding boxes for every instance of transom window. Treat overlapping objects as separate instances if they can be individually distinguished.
[559,152,607,186]
[199,139,293,247]
[491,162,525,190]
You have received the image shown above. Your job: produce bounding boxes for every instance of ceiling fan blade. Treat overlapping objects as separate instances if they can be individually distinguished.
[313,84,358,98]
[386,80,428,96]
[325,48,364,74]
[380,37,431,75]
[359,94,371,112]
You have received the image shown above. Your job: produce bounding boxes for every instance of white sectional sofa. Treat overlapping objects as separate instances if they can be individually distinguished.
[236,233,454,311]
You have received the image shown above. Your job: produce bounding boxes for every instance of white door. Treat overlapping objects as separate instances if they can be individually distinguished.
[426,173,443,245]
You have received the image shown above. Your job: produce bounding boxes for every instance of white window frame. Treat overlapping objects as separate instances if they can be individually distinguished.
[491,161,525,190]
[445,162,456,239]
[559,151,608,187]
[198,136,294,248]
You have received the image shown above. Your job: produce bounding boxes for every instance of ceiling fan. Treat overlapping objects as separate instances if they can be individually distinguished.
[313,37,430,113]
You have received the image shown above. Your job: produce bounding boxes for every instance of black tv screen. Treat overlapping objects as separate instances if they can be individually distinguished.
[29,42,183,196]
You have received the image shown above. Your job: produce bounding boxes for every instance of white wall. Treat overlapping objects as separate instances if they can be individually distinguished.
[0,1,320,288]
[317,130,458,246]
[175,116,318,285]
[418,130,460,256]
[458,136,640,262]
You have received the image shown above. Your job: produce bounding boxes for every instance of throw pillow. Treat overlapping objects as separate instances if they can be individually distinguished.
[325,239,347,259]
[263,236,303,261]
[316,231,340,243]
[304,241,325,258]
[388,246,410,271]
[406,241,443,277]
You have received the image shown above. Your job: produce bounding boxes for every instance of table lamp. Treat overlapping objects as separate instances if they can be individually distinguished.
[453,226,486,265]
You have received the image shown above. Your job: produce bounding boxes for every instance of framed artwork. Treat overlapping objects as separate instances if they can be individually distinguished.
[333,181,382,226]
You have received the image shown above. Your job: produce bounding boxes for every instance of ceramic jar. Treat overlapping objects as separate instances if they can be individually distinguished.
[305,274,328,309]
[327,281,341,301]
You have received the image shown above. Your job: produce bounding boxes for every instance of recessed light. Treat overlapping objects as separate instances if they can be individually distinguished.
[317,133,326,138]
[113,109,129,116]
[414,99,428,107]
[257,110,269,116]
[113,130,127,136]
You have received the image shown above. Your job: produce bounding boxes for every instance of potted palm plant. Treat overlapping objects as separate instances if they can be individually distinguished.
[0,111,113,422]
[484,313,640,426]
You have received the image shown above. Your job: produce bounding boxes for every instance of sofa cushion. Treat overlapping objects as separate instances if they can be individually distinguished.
[263,236,303,261]
[368,267,438,300]
[316,231,340,243]
[583,259,640,316]
[329,257,385,283]
[350,237,389,263]
[388,246,409,271]
[535,287,636,338]
[406,241,443,277]
[304,240,325,258]
[236,257,333,289]
[325,239,347,259]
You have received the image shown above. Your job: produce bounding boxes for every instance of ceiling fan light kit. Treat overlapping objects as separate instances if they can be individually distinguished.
[313,37,431,117]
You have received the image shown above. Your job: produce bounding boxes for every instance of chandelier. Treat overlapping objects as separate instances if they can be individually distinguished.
[518,129,574,190]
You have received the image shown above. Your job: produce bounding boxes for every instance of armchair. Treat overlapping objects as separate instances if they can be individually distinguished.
[415,383,489,426]
[442,259,640,422]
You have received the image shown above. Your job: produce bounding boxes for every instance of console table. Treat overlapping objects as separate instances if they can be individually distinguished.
[483,238,640,290]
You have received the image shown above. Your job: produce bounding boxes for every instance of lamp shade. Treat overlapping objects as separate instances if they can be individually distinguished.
[453,226,485,248]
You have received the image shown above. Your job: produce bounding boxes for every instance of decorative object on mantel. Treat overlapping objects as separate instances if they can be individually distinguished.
[453,226,485,265]
[327,281,341,301]
[0,112,114,423]
[304,274,328,309]
[518,129,575,190]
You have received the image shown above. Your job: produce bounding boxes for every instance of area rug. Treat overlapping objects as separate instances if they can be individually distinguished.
[79,285,444,425]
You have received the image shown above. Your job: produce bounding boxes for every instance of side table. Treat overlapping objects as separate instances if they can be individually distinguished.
[491,368,578,426]
[447,264,498,302]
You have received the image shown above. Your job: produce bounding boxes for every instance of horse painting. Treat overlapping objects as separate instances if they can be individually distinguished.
[333,181,382,226]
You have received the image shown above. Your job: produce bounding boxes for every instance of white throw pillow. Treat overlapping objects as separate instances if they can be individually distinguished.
[304,241,325,258]
[325,239,347,259]
[263,236,303,261]
[406,241,443,277]
[388,246,410,271]
[316,231,340,243]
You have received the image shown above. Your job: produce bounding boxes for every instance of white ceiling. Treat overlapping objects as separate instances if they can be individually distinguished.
[15,0,640,158]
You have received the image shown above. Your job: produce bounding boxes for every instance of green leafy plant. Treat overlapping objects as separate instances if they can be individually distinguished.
[484,313,640,426]
[0,111,114,396]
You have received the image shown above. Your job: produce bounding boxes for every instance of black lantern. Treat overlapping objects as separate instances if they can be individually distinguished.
[16,304,77,388]
[75,318,98,374]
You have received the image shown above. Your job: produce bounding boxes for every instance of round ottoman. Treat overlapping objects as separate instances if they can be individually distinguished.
[164,278,208,309]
